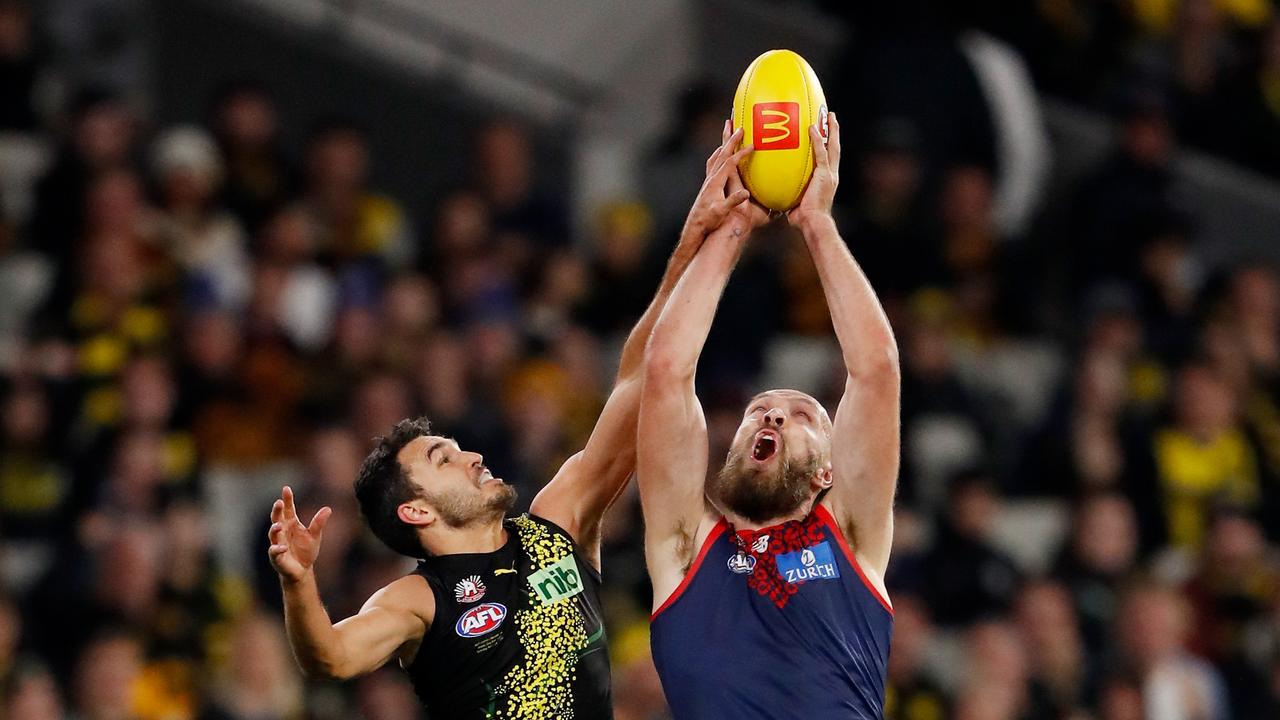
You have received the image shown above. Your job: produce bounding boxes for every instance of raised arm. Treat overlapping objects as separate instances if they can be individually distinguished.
[269,486,431,680]
[790,113,901,578]
[639,155,766,604]
[531,125,756,567]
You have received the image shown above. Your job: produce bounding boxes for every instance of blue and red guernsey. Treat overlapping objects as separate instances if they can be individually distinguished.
[650,504,893,719]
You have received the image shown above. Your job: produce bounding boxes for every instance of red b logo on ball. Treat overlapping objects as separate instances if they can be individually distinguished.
[752,102,800,150]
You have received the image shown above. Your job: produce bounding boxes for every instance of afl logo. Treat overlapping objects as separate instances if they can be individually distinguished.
[727,552,756,574]
[455,603,507,638]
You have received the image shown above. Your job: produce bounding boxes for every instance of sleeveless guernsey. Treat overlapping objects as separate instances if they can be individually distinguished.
[405,514,612,719]
[650,504,893,719]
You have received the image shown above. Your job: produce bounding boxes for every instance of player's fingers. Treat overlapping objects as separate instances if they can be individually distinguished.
[716,126,741,161]
[268,544,289,557]
[724,188,751,210]
[827,111,841,170]
[308,506,332,537]
[728,126,744,151]
[269,522,285,544]
[282,486,297,520]
[810,125,829,169]
[705,144,725,174]
[723,144,753,173]
[721,118,731,146]
[271,499,283,523]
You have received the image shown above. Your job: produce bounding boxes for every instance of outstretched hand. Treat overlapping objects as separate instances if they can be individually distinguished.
[788,111,841,228]
[683,120,769,240]
[267,486,332,584]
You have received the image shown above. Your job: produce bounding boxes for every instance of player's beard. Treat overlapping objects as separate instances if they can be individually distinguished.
[425,483,518,528]
[710,444,819,524]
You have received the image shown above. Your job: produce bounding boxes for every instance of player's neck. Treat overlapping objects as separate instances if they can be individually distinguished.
[421,518,507,556]
[722,507,810,532]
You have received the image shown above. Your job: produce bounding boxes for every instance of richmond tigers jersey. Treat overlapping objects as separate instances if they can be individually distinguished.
[650,504,893,719]
[407,514,611,719]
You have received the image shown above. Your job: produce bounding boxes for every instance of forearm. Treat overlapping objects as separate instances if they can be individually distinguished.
[644,225,748,379]
[281,573,345,678]
[798,213,899,376]
[615,221,711,380]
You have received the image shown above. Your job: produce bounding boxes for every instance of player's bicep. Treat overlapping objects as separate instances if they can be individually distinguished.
[637,372,709,556]
[828,372,900,574]
[331,579,430,678]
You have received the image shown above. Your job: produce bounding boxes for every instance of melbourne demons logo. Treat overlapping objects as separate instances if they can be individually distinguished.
[456,603,507,638]
[752,102,800,150]
[454,575,486,603]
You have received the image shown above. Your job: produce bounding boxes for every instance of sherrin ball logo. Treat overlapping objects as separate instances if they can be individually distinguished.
[731,49,827,211]
[455,602,507,638]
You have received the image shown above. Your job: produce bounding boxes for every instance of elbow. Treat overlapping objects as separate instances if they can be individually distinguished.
[297,649,351,682]
[643,341,691,385]
[849,342,901,386]
[298,660,339,682]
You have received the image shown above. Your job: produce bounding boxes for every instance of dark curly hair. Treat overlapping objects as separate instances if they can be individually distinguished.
[354,417,433,558]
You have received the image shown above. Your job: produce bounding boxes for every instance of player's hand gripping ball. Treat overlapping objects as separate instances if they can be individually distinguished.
[731,49,828,212]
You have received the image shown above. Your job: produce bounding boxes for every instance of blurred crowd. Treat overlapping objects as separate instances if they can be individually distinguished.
[2,0,1280,719]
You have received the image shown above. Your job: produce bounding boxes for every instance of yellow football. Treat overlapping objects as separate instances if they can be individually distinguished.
[731,49,828,212]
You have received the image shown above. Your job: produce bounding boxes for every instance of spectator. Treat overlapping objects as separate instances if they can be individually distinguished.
[1183,510,1278,714]
[354,668,421,720]
[70,631,145,720]
[4,663,65,720]
[842,118,937,299]
[1015,580,1089,714]
[582,201,661,336]
[883,595,949,720]
[1145,362,1260,553]
[30,90,138,289]
[203,612,303,720]
[954,620,1032,720]
[0,379,69,545]
[208,80,295,234]
[921,469,1022,626]
[474,118,569,249]
[1053,492,1140,667]
[1071,88,1180,294]
[150,125,250,311]
[1117,583,1230,720]
[303,118,414,270]
[898,293,989,509]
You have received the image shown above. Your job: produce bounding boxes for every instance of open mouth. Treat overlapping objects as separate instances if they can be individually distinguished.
[751,431,779,462]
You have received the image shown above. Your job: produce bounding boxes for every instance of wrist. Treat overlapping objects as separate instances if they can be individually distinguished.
[280,568,317,590]
[797,211,837,242]
[681,215,709,240]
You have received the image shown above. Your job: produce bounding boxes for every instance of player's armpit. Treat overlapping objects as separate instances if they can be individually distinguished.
[324,575,433,680]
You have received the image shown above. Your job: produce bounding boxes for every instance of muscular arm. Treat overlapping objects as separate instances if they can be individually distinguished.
[529,220,704,566]
[282,573,431,680]
[792,114,901,578]
[638,221,750,604]
[531,126,754,567]
[269,487,430,680]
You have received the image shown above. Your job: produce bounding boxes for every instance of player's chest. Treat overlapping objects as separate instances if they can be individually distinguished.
[717,532,846,610]
[433,550,596,656]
